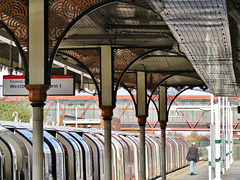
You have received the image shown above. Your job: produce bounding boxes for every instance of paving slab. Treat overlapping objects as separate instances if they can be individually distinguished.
[157,161,240,180]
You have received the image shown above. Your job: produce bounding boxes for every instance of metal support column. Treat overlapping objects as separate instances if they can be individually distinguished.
[136,71,147,180]
[230,106,233,164]
[137,117,147,180]
[222,97,225,174]
[226,99,230,170]
[100,46,114,180]
[104,118,112,179]
[210,94,215,179]
[28,1,48,179]
[32,104,44,179]
[25,85,49,180]
[215,100,221,180]
[159,86,167,180]
[57,101,60,125]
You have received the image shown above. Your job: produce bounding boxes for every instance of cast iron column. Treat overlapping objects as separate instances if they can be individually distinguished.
[25,85,49,180]
[100,46,114,180]
[159,86,167,180]
[28,0,48,179]
[137,115,147,180]
[136,71,147,180]
[100,106,114,180]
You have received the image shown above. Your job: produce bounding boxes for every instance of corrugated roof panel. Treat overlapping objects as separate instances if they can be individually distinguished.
[151,0,237,95]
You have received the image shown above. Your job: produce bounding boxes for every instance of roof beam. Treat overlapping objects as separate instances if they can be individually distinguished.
[66,34,169,40]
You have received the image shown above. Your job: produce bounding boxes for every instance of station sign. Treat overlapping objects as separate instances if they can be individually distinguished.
[3,75,75,96]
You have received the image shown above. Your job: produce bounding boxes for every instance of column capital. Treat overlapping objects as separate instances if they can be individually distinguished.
[137,115,147,126]
[25,85,50,103]
[99,106,115,120]
[160,121,167,129]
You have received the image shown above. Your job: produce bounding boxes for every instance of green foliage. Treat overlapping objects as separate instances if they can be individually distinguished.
[188,139,201,147]
[167,131,184,137]
[200,136,210,141]
[0,98,32,122]
[188,136,210,147]
[234,139,240,144]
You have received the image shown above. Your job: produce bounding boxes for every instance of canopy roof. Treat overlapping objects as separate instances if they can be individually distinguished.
[0,0,240,96]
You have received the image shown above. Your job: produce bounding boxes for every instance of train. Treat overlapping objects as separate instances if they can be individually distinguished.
[0,120,207,180]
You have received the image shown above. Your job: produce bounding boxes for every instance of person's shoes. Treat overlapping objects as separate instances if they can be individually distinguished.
[191,172,193,175]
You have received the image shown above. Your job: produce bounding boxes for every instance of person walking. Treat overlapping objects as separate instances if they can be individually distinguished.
[186,142,199,175]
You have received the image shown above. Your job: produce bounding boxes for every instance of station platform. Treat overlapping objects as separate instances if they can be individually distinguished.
[158,160,240,180]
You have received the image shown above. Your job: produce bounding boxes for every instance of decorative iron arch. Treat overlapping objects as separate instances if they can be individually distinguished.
[0,20,28,72]
[0,1,28,80]
[48,0,119,73]
[167,86,191,114]
[120,82,137,111]
[57,51,100,95]
[146,73,178,109]
[113,48,173,105]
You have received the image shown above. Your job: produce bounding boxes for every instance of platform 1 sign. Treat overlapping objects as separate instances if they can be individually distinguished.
[3,75,75,96]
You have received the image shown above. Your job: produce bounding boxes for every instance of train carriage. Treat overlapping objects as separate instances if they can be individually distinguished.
[0,121,209,180]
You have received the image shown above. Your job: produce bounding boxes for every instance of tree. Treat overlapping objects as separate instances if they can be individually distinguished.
[0,98,32,122]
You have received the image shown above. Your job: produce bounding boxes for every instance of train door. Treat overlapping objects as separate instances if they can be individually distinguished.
[70,132,93,180]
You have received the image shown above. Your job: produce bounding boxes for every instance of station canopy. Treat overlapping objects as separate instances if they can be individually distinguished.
[0,0,240,96]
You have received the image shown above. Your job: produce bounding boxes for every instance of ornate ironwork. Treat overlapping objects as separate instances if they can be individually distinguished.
[113,48,151,89]
[121,72,137,91]
[0,0,109,67]
[48,0,107,59]
[0,0,28,59]
[59,48,101,87]
[146,73,170,95]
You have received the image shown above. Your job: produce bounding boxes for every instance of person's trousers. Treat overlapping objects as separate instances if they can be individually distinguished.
[189,160,196,174]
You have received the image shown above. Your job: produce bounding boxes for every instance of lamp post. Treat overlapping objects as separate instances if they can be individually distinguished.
[12,111,18,122]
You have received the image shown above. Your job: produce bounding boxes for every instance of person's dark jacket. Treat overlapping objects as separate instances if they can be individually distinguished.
[186,146,199,162]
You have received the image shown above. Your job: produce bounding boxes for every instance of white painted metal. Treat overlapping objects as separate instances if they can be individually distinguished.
[75,105,77,127]
[226,99,230,170]
[137,71,146,115]
[137,71,146,180]
[101,46,112,106]
[207,146,211,180]
[12,111,18,122]
[29,1,46,179]
[100,45,113,180]
[140,125,146,180]
[227,102,231,169]
[161,128,166,180]
[159,86,167,180]
[29,0,45,84]
[230,106,233,164]
[57,101,60,126]
[222,97,225,174]
[159,86,167,122]
[63,119,101,125]
[32,106,44,180]
[210,94,215,179]
[215,102,221,180]
[104,120,112,180]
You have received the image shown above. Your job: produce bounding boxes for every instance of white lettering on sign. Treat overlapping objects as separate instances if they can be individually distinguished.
[3,75,75,96]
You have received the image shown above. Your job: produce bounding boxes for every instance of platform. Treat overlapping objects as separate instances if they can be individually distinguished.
[158,160,240,180]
